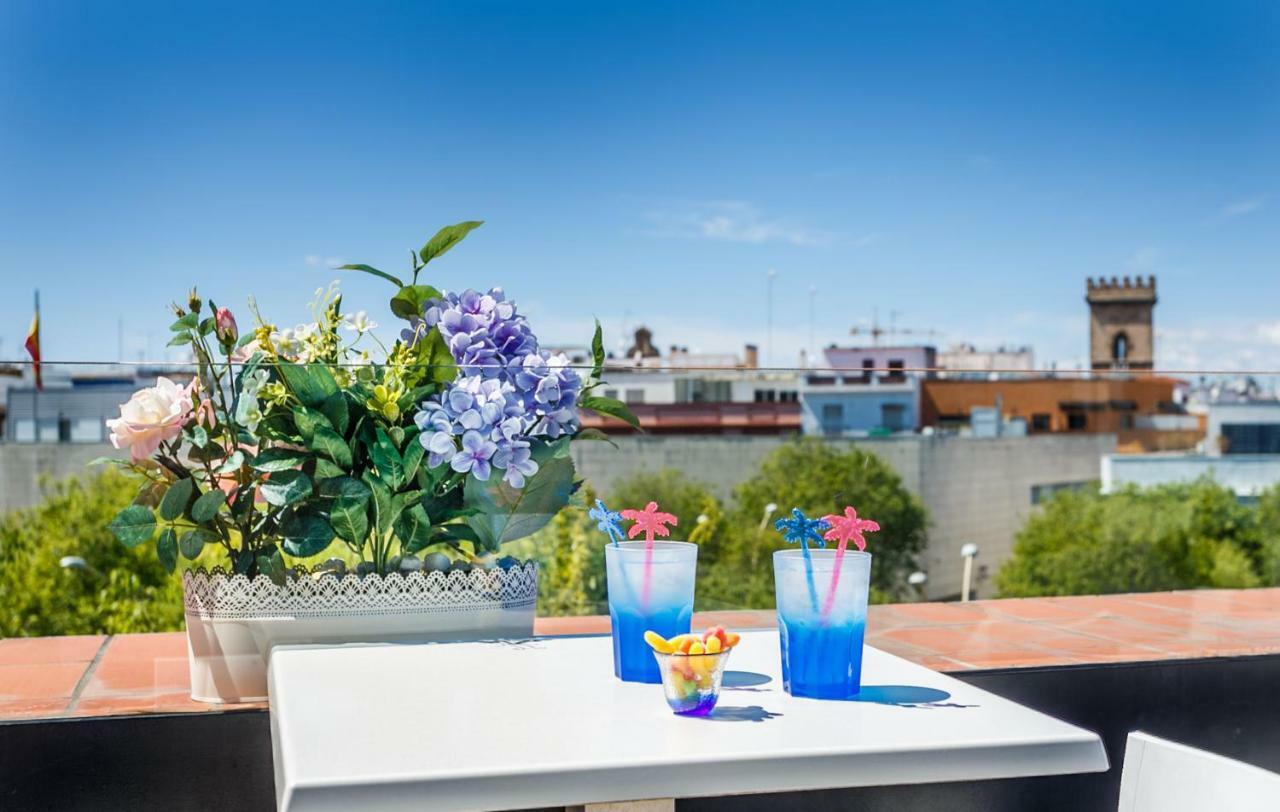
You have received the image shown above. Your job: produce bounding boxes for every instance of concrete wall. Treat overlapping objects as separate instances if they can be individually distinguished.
[572,433,1114,599]
[0,442,126,513]
[2,432,1114,600]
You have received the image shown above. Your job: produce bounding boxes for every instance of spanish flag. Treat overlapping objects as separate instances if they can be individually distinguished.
[24,291,41,391]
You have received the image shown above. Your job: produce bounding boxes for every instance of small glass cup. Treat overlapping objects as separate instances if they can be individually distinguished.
[654,649,731,716]
[604,541,697,683]
[773,548,872,699]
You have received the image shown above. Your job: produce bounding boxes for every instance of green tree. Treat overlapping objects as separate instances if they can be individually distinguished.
[0,470,185,637]
[703,439,928,608]
[997,478,1273,598]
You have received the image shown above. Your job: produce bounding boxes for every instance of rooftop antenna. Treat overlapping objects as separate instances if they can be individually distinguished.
[850,309,941,346]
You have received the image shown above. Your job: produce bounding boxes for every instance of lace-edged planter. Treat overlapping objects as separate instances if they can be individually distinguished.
[182,563,539,703]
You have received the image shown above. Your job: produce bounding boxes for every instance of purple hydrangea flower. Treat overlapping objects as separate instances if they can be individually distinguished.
[411,288,581,488]
[450,430,497,481]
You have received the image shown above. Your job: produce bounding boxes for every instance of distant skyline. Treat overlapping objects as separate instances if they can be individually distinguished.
[2,1,1278,372]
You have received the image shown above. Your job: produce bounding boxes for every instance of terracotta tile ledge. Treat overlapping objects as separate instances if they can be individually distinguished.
[2,588,1277,723]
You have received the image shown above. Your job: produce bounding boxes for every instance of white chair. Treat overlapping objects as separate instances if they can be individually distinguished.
[1118,731,1280,811]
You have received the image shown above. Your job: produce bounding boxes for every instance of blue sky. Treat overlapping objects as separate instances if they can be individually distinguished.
[2,1,1278,371]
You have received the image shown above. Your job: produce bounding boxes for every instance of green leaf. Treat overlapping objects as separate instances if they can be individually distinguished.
[320,392,350,436]
[214,450,245,475]
[580,394,642,431]
[156,528,178,573]
[189,425,208,449]
[292,406,334,443]
[260,470,313,507]
[419,220,483,266]
[279,362,340,408]
[314,458,346,480]
[179,527,218,560]
[280,510,334,558]
[336,263,405,288]
[256,548,287,586]
[395,504,434,553]
[187,442,227,463]
[258,549,287,584]
[310,426,353,468]
[371,428,404,489]
[573,427,618,448]
[198,317,215,336]
[389,284,442,321]
[401,437,425,484]
[590,319,605,380]
[364,474,394,536]
[86,456,128,467]
[464,438,577,551]
[169,312,199,331]
[253,448,310,472]
[167,332,193,347]
[158,478,194,522]
[330,497,370,545]
[109,505,157,547]
[191,490,226,524]
[420,326,456,385]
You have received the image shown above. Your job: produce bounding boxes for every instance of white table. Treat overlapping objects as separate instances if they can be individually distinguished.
[269,630,1108,811]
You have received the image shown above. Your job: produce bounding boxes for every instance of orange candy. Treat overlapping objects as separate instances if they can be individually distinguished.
[644,627,743,655]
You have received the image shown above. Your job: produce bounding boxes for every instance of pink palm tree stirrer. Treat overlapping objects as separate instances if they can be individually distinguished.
[819,506,880,619]
[620,501,678,607]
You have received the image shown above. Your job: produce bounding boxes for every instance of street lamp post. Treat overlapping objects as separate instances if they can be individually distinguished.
[960,543,979,602]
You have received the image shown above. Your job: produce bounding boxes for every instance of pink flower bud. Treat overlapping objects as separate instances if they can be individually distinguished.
[215,307,238,345]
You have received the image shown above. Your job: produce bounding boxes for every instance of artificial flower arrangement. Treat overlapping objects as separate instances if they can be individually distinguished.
[104,221,638,583]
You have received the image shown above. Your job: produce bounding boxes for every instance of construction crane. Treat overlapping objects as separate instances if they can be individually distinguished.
[849,309,942,346]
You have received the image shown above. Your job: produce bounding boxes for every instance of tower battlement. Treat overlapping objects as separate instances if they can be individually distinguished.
[1086,275,1157,301]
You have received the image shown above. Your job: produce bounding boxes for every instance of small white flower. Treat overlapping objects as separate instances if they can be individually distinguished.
[343,311,378,335]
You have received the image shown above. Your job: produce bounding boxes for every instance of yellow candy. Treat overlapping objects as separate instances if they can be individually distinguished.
[688,640,706,655]
[644,631,676,654]
[705,636,723,654]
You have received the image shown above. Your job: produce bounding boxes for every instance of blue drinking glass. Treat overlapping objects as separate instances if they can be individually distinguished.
[605,541,697,683]
[773,548,872,699]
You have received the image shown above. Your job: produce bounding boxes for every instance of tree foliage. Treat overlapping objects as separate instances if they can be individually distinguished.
[701,440,928,608]
[0,470,184,637]
[998,478,1280,598]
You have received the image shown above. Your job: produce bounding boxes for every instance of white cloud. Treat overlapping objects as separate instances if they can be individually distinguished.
[304,255,346,268]
[1125,245,1160,272]
[643,201,837,247]
[1157,322,1280,371]
[1218,196,1265,220]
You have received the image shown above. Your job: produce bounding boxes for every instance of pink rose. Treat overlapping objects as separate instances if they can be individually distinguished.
[106,377,196,461]
[215,307,238,345]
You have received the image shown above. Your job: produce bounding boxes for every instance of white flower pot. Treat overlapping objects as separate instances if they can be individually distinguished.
[182,564,539,703]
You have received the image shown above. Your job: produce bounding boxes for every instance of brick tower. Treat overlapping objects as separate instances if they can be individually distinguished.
[1086,276,1156,371]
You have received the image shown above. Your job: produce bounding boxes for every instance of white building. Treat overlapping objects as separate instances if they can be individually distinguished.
[937,343,1035,379]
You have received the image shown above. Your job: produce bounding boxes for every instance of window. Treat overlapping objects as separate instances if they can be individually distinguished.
[881,403,907,431]
[1221,423,1280,455]
[820,403,843,436]
[779,391,798,403]
[861,358,874,382]
[1066,411,1088,431]
[603,389,618,400]
[1031,413,1051,432]
[886,359,905,381]
[70,419,103,443]
[12,419,35,442]
[624,389,645,404]
[755,389,777,403]
[1112,332,1130,365]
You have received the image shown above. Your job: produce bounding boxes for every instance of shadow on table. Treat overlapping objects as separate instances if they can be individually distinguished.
[704,705,784,722]
[723,671,772,690]
[852,684,976,709]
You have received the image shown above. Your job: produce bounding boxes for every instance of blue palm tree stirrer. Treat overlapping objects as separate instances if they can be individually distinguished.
[775,508,831,613]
